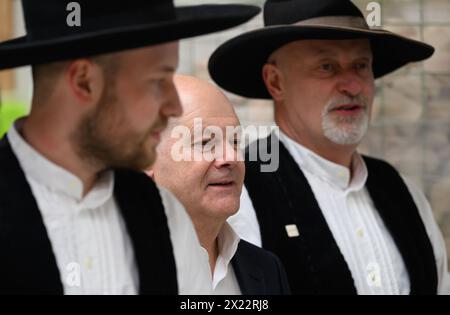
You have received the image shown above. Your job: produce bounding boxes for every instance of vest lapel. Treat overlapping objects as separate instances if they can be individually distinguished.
[364,157,438,295]
[245,134,357,294]
[275,138,357,294]
[0,138,63,294]
[114,169,178,295]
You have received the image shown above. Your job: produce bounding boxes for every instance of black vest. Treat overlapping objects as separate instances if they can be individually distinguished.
[244,135,438,295]
[0,138,178,295]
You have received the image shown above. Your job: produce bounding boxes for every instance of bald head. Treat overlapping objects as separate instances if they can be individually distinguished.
[156,75,241,154]
[151,75,245,227]
[169,74,238,129]
[157,74,242,165]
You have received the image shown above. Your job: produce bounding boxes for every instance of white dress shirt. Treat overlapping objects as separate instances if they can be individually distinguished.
[7,119,211,295]
[203,223,242,295]
[228,130,450,295]
[162,188,212,295]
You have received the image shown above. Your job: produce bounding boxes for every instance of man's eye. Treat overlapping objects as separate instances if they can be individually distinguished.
[194,139,213,149]
[151,78,165,86]
[356,63,368,70]
[320,64,334,72]
[202,139,212,146]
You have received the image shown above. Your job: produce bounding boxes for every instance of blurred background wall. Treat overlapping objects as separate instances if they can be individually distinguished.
[1,0,449,263]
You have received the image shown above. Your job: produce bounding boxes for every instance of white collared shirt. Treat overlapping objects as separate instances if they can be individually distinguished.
[162,189,212,295]
[7,119,211,295]
[202,223,242,295]
[228,131,450,295]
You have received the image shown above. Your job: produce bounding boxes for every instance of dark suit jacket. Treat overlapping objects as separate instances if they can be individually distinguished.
[232,240,291,295]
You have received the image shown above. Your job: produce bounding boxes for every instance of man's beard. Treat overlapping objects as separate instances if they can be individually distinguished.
[73,87,164,172]
[321,96,371,146]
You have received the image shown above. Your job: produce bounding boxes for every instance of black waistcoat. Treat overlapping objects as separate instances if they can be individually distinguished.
[0,138,178,295]
[244,135,437,295]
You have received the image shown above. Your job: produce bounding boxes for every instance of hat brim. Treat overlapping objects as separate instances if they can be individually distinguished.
[208,25,435,99]
[0,5,260,70]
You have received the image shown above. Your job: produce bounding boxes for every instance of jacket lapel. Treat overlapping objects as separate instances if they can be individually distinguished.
[231,242,264,295]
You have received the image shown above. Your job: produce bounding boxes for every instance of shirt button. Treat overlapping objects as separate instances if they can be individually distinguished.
[84,256,93,270]
[371,274,378,283]
[357,228,364,239]
[366,263,382,287]
[69,180,77,190]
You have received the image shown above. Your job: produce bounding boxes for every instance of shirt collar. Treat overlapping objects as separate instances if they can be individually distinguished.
[212,223,241,290]
[7,118,114,207]
[217,223,241,265]
[277,130,368,192]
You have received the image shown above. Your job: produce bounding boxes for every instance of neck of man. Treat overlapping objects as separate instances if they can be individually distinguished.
[276,115,357,171]
[192,215,223,275]
[21,111,102,197]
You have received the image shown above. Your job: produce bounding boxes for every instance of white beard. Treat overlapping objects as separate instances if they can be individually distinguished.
[321,97,370,145]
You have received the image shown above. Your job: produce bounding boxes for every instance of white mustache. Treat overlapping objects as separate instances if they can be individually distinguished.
[324,97,369,114]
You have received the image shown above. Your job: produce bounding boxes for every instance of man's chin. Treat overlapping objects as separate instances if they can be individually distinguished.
[137,152,157,171]
[325,132,366,146]
[204,203,240,220]
[115,150,157,171]
[128,141,158,170]
[204,192,240,211]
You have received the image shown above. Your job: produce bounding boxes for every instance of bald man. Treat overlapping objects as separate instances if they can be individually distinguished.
[148,75,290,295]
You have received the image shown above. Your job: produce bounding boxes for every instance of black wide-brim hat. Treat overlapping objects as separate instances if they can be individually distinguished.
[0,0,261,70]
[208,0,435,99]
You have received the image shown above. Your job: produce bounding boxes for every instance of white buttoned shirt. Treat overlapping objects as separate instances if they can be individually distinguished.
[204,223,242,295]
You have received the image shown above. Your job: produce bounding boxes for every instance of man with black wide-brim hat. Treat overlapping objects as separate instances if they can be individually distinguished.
[210,0,449,294]
[0,0,260,294]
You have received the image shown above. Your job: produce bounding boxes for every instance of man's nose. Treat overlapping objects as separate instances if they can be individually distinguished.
[336,71,364,97]
[162,84,183,118]
[214,140,240,168]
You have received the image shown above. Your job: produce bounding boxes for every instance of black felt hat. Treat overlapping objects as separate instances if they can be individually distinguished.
[208,0,435,99]
[0,0,261,70]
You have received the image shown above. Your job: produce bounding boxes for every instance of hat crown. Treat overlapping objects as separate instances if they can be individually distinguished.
[21,0,175,40]
[264,0,364,26]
